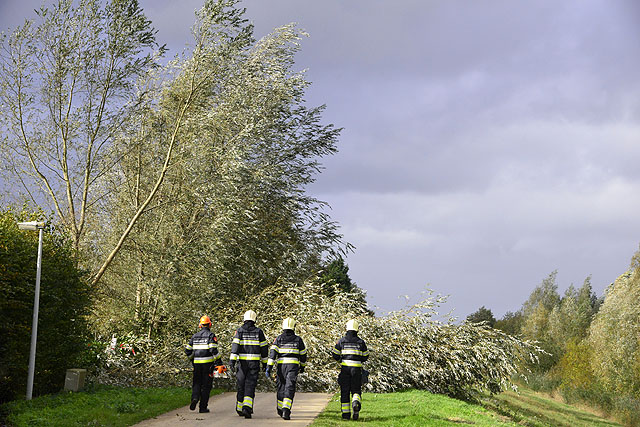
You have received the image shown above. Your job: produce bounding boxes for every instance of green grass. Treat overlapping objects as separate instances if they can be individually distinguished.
[0,384,220,427]
[482,386,621,427]
[311,389,517,426]
[311,386,621,427]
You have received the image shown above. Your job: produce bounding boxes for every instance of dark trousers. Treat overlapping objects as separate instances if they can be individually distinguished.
[338,366,362,413]
[236,361,260,412]
[191,362,213,410]
[276,364,299,411]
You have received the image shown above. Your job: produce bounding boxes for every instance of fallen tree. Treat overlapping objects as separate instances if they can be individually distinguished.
[93,280,542,397]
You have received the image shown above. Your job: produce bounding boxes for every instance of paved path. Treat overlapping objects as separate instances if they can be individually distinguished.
[134,392,333,426]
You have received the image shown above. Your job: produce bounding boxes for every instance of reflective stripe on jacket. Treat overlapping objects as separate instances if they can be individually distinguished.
[267,330,307,367]
[332,331,369,368]
[229,321,269,363]
[185,327,222,365]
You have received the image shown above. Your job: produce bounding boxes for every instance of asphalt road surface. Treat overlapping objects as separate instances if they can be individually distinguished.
[134,392,333,426]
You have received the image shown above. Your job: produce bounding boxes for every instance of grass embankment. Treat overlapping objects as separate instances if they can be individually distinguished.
[0,384,217,427]
[311,386,621,427]
[311,390,515,426]
[482,386,621,427]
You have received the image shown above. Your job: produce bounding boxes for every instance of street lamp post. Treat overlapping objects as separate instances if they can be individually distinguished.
[17,221,45,400]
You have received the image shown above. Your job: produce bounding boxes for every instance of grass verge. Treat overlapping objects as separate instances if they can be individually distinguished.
[311,389,517,426]
[311,386,621,427]
[481,386,622,427]
[0,384,220,427]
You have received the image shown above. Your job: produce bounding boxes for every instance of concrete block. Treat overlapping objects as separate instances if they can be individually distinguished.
[64,369,87,392]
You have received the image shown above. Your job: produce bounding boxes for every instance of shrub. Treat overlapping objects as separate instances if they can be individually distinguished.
[555,339,594,392]
[0,207,91,402]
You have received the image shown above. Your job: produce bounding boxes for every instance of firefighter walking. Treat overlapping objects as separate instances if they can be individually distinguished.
[229,310,269,419]
[332,319,369,420]
[266,317,307,420]
[185,315,223,413]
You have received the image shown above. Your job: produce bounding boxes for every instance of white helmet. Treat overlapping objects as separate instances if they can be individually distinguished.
[244,310,257,322]
[282,317,296,330]
[346,319,359,332]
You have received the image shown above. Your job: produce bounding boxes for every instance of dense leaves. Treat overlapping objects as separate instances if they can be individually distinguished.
[0,207,91,403]
[589,265,640,397]
[466,306,496,328]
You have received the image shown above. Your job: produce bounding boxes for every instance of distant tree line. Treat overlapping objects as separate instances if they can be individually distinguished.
[466,251,640,425]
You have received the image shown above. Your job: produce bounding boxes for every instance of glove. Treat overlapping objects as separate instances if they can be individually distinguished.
[299,366,305,374]
[230,361,236,372]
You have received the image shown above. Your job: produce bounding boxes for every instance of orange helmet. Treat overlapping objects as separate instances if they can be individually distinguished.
[199,315,212,328]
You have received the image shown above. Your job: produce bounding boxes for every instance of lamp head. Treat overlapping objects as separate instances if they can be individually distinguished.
[17,221,45,231]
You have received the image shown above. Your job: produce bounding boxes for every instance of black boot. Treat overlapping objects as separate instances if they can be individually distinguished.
[236,410,244,417]
[342,412,351,420]
[352,401,361,421]
[242,406,252,419]
[282,408,291,420]
[277,408,283,417]
[190,399,198,411]
[199,408,210,413]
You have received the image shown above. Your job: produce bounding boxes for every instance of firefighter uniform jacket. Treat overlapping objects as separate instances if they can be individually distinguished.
[267,330,307,368]
[230,322,269,365]
[185,327,222,365]
[332,332,369,367]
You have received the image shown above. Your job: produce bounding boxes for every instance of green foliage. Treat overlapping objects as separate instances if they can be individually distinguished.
[588,262,640,398]
[0,384,201,427]
[518,272,599,374]
[319,257,354,293]
[0,207,91,403]
[495,311,524,336]
[466,306,497,328]
[521,271,561,318]
[520,271,560,342]
[547,278,599,354]
[555,340,594,393]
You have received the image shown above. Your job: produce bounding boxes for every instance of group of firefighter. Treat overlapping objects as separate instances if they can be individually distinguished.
[185,310,369,421]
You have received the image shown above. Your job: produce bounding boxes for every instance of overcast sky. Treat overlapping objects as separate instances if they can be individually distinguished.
[2,0,640,318]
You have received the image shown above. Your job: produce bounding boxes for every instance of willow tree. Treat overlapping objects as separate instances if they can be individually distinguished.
[0,0,161,263]
[93,0,346,338]
[589,255,640,397]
